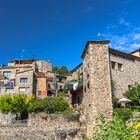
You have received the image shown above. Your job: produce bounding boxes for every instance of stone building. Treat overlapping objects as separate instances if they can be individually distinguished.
[70,40,140,136]
[71,40,140,101]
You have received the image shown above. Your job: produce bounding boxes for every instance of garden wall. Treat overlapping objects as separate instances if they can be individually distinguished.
[0,113,82,140]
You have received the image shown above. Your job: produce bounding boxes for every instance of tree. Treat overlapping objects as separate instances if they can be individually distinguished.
[124,82,140,104]
[0,94,35,119]
[0,94,12,113]
[52,66,70,76]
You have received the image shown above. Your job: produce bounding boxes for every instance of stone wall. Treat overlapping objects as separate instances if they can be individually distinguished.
[82,41,113,137]
[0,112,16,125]
[110,54,140,98]
[0,113,82,140]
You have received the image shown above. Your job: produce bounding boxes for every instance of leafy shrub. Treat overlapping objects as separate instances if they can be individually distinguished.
[0,94,35,119]
[92,115,138,140]
[124,82,140,104]
[0,94,12,113]
[131,106,140,112]
[113,108,132,122]
[29,99,47,113]
[44,96,70,113]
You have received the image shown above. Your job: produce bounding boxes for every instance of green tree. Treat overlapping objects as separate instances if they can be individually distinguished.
[124,82,140,104]
[11,94,29,119]
[0,94,12,113]
[0,94,35,119]
[52,66,70,76]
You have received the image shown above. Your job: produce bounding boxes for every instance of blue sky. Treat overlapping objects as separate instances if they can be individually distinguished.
[0,0,140,70]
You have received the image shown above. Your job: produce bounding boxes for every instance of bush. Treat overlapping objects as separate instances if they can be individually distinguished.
[44,96,70,114]
[92,115,138,140]
[124,82,140,104]
[0,94,35,119]
[0,94,12,113]
[29,99,47,113]
[113,108,132,122]
[63,109,79,122]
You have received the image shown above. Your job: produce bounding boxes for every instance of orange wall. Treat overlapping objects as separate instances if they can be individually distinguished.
[36,78,47,97]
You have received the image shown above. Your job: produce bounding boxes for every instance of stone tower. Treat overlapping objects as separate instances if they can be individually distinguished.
[81,40,113,136]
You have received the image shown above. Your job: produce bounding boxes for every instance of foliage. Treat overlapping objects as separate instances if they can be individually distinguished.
[11,94,29,119]
[63,109,79,122]
[44,96,70,113]
[131,106,140,112]
[92,115,140,140]
[113,108,132,122]
[52,66,70,76]
[0,94,70,119]
[29,98,47,113]
[77,71,81,82]
[124,82,140,103]
[0,94,35,119]
[0,94,12,113]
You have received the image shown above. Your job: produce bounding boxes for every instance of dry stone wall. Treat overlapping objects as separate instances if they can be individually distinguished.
[0,113,82,140]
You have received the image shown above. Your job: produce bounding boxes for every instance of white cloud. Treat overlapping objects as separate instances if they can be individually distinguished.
[97,5,140,53]
[97,33,140,52]
[131,43,140,49]
[130,33,140,40]
[118,17,130,27]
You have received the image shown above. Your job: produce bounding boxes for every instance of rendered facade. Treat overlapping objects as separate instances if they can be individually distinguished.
[0,59,67,97]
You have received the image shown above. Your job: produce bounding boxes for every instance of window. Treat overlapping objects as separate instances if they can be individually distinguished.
[19,87,30,92]
[128,85,131,90]
[6,87,14,93]
[20,78,28,83]
[118,63,123,71]
[87,82,90,90]
[3,71,11,78]
[111,62,116,70]
[84,86,87,93]
[38,91,41,95]
[19,87,26,92]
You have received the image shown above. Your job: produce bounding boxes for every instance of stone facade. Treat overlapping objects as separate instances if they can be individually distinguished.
[70,40,140,136]
[110,49,140,98]
[71,42,140,100]
[81,41,113,136]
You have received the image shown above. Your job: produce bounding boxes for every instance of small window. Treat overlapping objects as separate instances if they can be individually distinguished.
[38,91,41,95]
[84,86,87,93]
[128,85,131,90]
[87,82,90,90]
[19,87,30,92]
[118,63,123,71]
[6,87,14,93]
[3,71,11,78]
[111,62,116,70]
[20,78,28,83]
[19,87,26,92]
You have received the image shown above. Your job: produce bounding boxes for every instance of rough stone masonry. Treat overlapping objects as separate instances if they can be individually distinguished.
[81,40,113,137]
